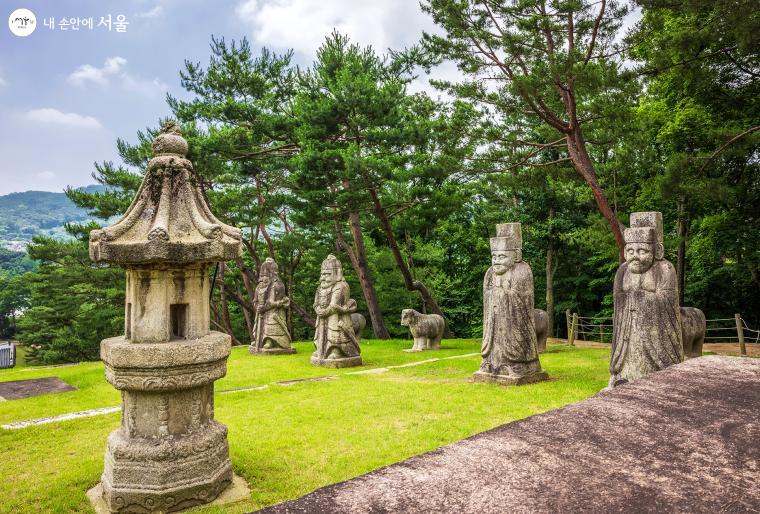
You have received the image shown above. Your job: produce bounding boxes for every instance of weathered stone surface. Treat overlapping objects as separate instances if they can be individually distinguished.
[351,313,366,343]
[89,123,241,266]
[312,255,362,368]
[400,309,445,351]
[610,212,683,387]
[477,223,547,384]
[257,356,760,514]
[681,306,706,358]
[88,473,251,514]
[533,308,549,353]
[88,123,240,513]
[249,258,295,356]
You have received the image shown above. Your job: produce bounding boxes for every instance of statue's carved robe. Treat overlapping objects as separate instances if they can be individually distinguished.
[252,279,291,351]
[610,260,683,383]
[481,262,541,376]
[313,281,359,360]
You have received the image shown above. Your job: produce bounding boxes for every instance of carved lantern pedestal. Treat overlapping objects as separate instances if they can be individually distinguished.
[88,124,244,513]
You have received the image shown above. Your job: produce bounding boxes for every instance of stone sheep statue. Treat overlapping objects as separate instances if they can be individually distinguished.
[351,313,366,343]
[534,309,549,353]
[680,307,706,358]
[400,309,445,351]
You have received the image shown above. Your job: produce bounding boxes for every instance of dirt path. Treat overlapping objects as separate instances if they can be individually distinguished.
[259,356,760,514]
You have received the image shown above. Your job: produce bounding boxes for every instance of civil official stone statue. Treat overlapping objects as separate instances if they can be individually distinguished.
[249,258,295,355]
[311,254,362,368]
[474,223,548,385]
[609,212,683,387]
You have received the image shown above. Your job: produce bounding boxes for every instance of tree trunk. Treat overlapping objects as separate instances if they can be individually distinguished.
[217,263,241,345]
[565,129,625,261]
[368,188,453,337]
[346,211,390,339]
[545,235,556,338]
[236,283,254,342]
[676,199,688,306]
[291,299,316,328]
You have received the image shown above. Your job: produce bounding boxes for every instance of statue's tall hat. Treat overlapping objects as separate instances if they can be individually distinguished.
[260,257,278,277]
[630,212,663,244]
[490,223,522,252]
[321,254,344,280]
[624,227,657,244]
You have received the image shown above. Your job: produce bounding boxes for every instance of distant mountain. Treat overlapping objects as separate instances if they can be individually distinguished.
[0,185,104,252]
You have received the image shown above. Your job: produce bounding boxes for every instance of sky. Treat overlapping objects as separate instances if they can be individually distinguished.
[0,0,454,195]
[0,0,639,196]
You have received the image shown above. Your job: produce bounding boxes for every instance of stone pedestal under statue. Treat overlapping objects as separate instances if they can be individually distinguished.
[475,223,548,386]
[88,123,246,513]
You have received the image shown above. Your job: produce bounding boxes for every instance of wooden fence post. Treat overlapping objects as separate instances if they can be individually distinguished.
[565,309,571,339]
[735,313,747,357]
[569,313,578,347]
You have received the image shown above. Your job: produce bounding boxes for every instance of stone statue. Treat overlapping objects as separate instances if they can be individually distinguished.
[474,223,548,385]
[311,255,362,368]
[400,309,445,351]
[609,212,683,387]
[249,258,295,355]
[351,313,366,343]
[680,306,706,359]
[534,309,549,353]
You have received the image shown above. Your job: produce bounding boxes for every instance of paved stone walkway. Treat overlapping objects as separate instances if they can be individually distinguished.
[258,356,760,514]
[1,352,479,429]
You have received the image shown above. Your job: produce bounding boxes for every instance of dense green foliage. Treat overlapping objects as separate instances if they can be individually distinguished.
[7,1,759,363]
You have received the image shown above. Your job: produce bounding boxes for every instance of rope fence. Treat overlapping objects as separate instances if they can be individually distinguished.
[564,310,759,356]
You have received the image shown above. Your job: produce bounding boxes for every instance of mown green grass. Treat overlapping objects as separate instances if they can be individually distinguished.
[0,341,610,513]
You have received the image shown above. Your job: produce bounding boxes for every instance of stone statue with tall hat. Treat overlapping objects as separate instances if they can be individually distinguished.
[312,254,362,368]
[609,211,683,387]
[249,257,295,355]
[88,122,243,512]
[474,223,548,385]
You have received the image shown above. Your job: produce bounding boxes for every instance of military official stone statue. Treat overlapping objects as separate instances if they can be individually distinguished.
[250,258,295,355]
[311,255,362,368]
[609,212,683,387]
[474,223,548,385]
[88,123,241,512]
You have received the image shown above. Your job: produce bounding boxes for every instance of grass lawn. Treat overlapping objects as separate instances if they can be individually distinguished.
[0,340,610,513]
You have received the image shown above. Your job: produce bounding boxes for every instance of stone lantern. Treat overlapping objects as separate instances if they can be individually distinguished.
[88,123,242,512]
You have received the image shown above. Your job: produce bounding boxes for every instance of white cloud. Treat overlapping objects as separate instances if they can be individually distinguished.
[122,75,170,98]
[0,76,6,87]
[235,0,436,60]
[68,56,127,85]
[25,108,102,129]
[67,56,168,97]
[136,5,164,18]
[36,171,56,180]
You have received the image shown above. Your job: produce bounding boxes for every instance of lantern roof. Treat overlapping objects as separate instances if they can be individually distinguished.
[89,122,241,265]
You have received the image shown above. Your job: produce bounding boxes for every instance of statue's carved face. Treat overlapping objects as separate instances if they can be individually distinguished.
[625,243,654,274]
[258,274,270,287]
[492,250,518,275]
[320,267,337,288]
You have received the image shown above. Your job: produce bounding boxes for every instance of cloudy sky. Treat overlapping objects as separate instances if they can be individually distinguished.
[0,0,449,195]
[1,1,638,196]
